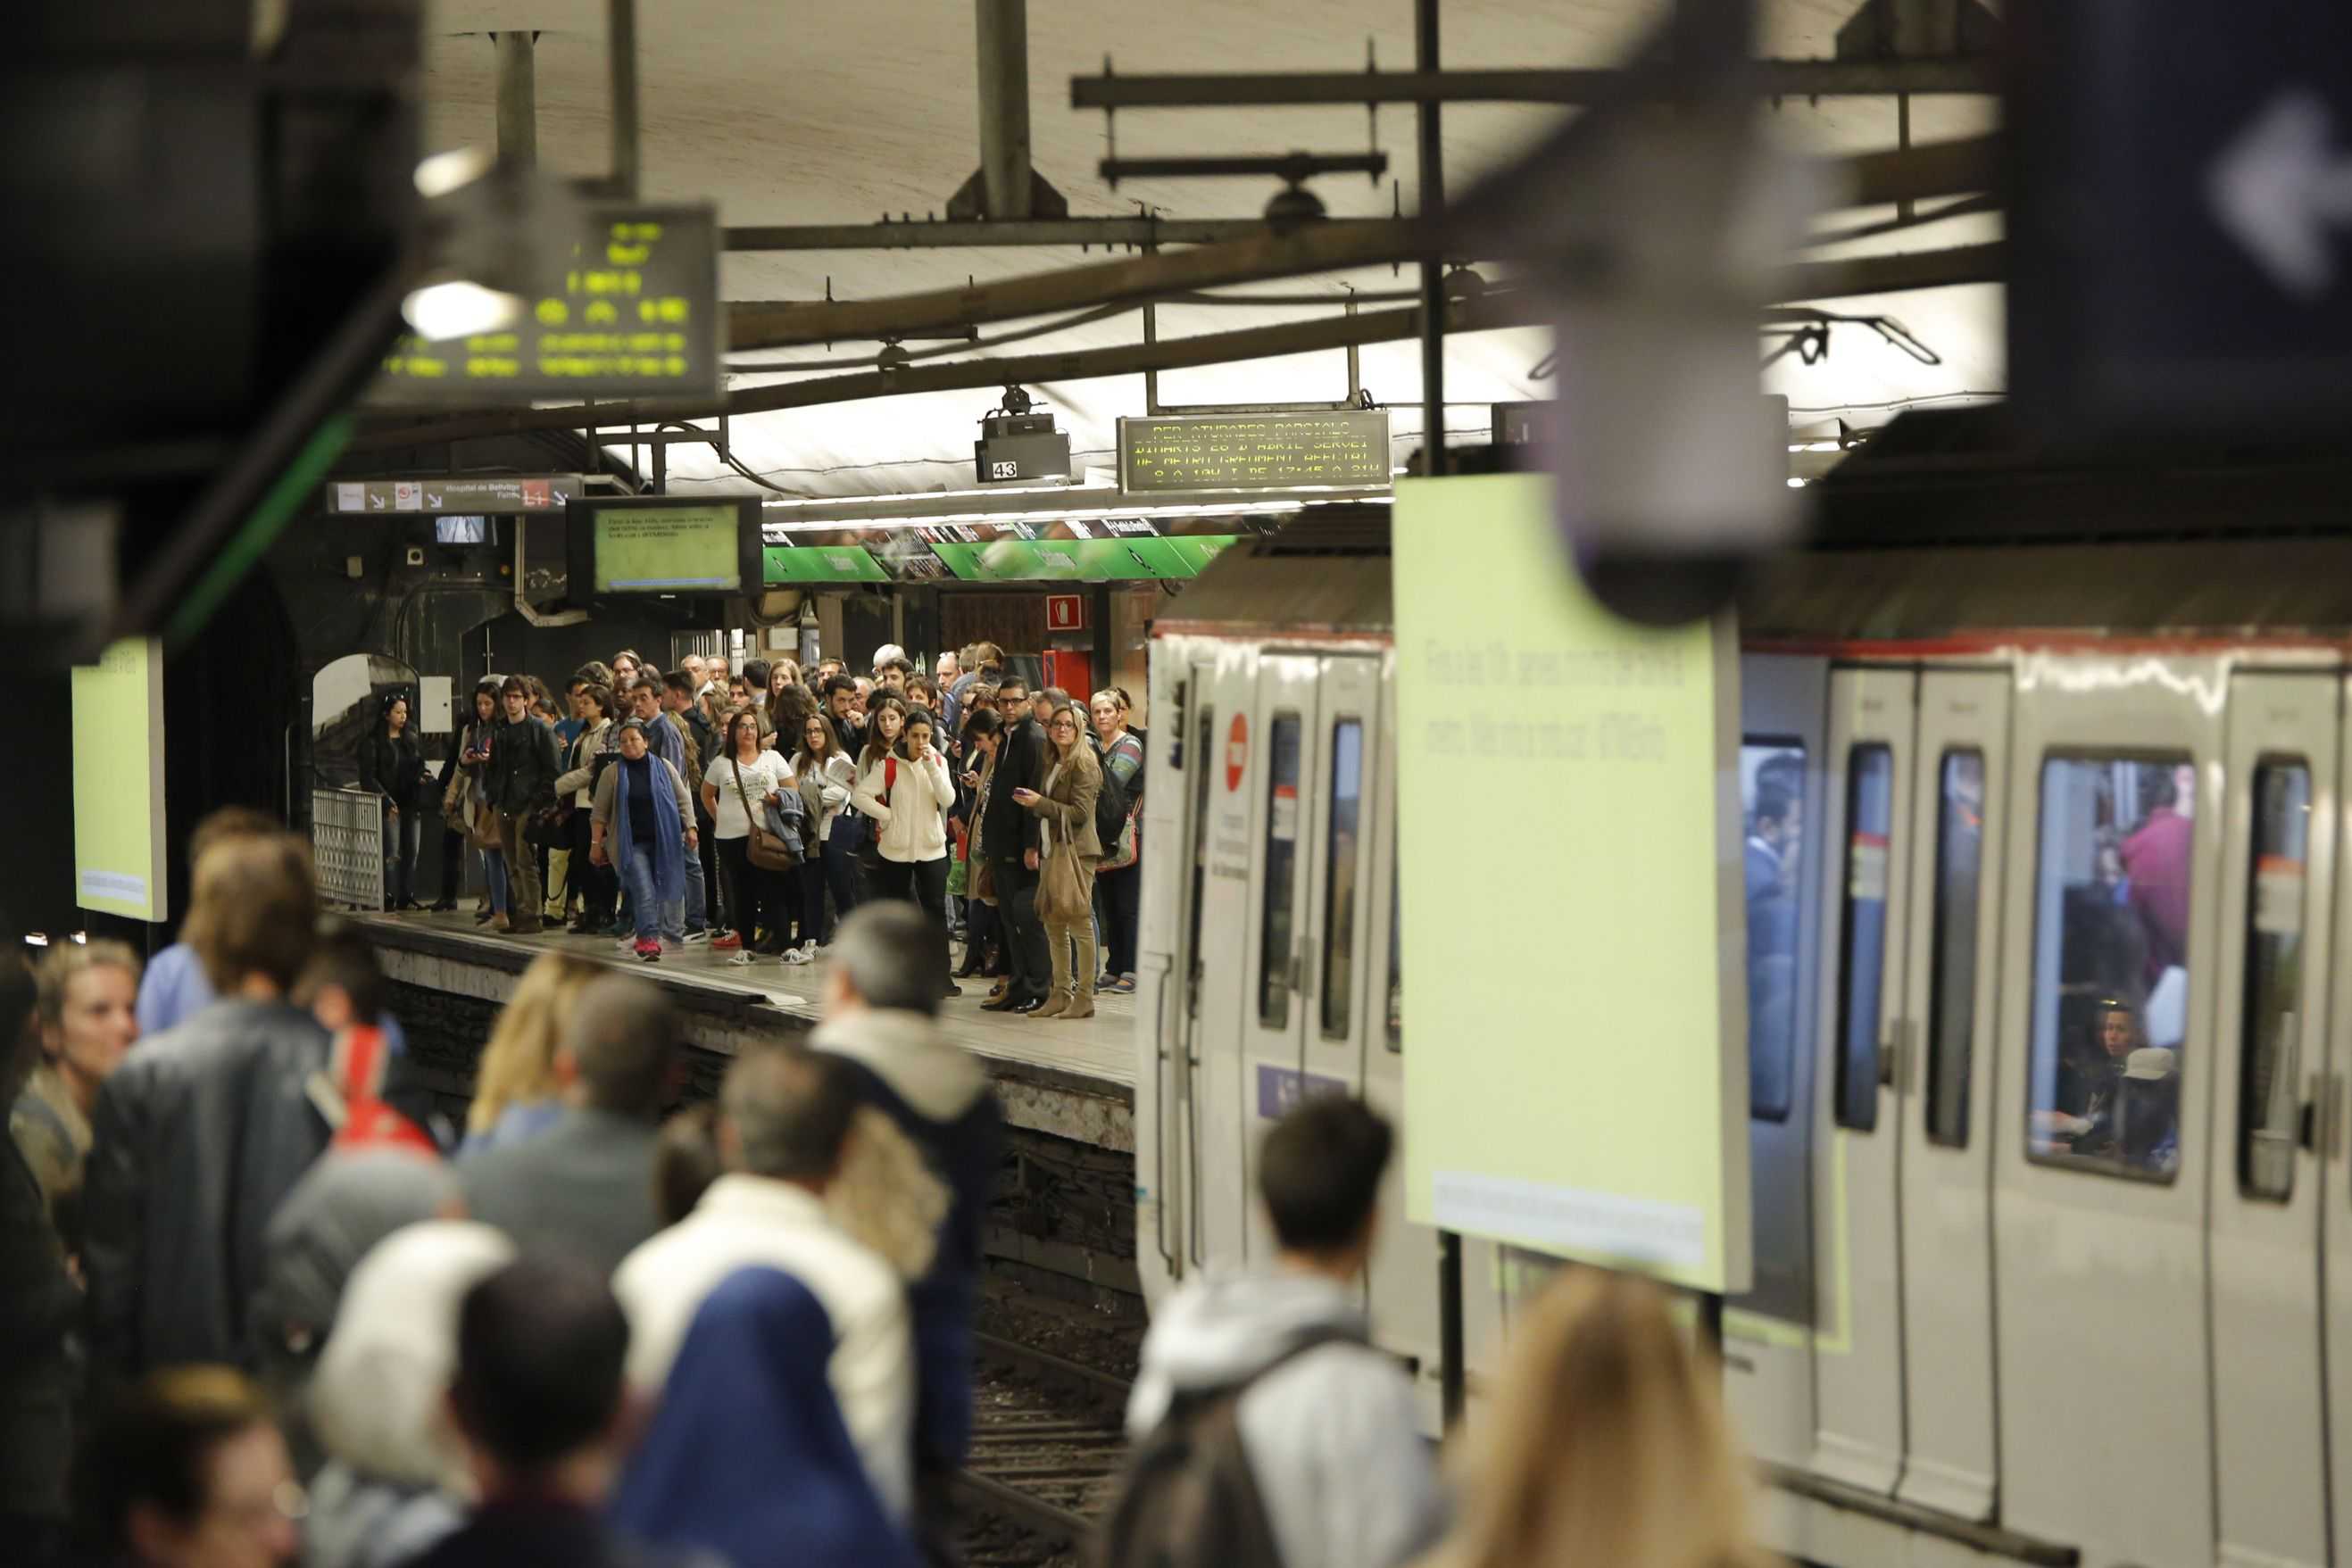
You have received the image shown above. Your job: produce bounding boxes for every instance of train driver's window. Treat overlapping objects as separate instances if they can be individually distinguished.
[2239,762,2309,1201]
[1833,745,1895,1132]
[1259,713,1304,1026]
[1320,719,1364,1040]
[2026,755,2193,1181]
[1926,751,1987,1148]
[1741,742,1807,1121]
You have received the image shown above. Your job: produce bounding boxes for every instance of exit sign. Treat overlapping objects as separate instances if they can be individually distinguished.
[1045,593,1085,631]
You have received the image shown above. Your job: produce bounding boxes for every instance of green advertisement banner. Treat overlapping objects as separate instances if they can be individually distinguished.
[929,535,1239,582]
[762,544,891,583]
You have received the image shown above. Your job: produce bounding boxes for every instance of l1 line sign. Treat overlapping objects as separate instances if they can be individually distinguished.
[1391,473,1749,1292]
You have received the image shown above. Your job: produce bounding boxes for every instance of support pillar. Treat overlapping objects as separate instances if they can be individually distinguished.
[494,32,537,170]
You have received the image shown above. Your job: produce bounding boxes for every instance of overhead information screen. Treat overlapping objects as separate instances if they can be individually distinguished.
[1118,410,1391,492]
[570,497,758,596]
[373,204,720,403]
[1392,474,1748,1292]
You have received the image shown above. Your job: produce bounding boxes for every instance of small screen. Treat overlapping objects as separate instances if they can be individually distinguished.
[592,504,743,593]
[435,515,489,545]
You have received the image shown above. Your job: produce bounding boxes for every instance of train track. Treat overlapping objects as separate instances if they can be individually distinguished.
[956,1331,1135,1564]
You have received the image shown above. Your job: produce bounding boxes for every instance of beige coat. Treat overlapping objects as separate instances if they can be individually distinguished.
[1026,742,1104,861]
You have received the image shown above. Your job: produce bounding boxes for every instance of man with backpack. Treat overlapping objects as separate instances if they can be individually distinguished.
[1104,1095,1445,1568]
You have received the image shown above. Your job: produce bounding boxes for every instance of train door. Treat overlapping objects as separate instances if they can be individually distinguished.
[1138,653,1214,1288]
[1187,649,1264,1269]
[1242,649,1335,1259]
[2329,674,2352,1568]
[1726,655,1830,1473]
[1993,655,2224,1568]
[1809,667,1919,1493]
[1892,670,2008,1520]
[2213,672,2336,1568]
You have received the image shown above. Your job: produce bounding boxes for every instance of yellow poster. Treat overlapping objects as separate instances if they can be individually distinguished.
[71,638,168,922]
[1392,474,1749,1291]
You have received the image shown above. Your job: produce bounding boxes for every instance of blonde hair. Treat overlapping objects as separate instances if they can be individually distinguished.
[467,952,600,1134]
[823,1106,948,1282]
[35,939,142,1029]
[1422,1269,1766,1568]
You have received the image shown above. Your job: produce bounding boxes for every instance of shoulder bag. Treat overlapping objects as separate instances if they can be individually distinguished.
[732,759,798,872]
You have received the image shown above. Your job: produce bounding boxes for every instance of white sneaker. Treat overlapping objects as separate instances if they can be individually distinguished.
[726,950,757,967]
[683,928,711,946]
[780,945,814,966]
[614,936,640,954]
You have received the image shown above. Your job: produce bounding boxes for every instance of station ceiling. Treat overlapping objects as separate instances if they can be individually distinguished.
[420,0,2001,495]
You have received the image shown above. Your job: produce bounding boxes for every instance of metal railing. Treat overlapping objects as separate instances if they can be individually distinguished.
[312,787,386,911]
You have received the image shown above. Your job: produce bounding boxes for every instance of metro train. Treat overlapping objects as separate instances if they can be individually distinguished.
[1131,490,2352,1568]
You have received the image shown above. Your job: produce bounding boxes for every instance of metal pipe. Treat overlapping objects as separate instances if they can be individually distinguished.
[495,32,537,170]
[976,0,1033,219]
[1069,56,1998,109]
[1417,0,1445,478]
[348,240,2004,452]
[1439,1229,1466,1427]
[724,217,1309,251]
[608,0,640,198]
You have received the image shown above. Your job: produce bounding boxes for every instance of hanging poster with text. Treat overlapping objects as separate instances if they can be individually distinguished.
[1392,474,1749,1292]
[72,638,169,922]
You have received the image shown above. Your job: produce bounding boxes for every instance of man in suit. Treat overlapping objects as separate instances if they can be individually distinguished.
[458,974,675,1277]
[977,676,1050,1013]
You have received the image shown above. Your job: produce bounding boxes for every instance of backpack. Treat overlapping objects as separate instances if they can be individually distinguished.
[1093,1330,1354,1568]
[1093,757,1130,854]
[665,709,703,795]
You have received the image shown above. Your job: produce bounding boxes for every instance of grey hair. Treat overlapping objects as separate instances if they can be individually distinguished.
[831,903,946,1017]
[566,973,676,1118]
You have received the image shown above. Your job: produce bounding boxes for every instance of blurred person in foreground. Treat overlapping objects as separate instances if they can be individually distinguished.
[1109,1096,1442,1568]
[613,1043,941,1523]
[13,937,141,1249]
[1416,1268,1766,1568]
[456,952,602,1156]
[301,1221,515,1568]
[73,1366,302,1568]
[813,903,1004,1553]
[2,950,79,1561]
[611,1266,920,1568]
[135,807,279,1036]
[405,1257,716,1568]
[458,974,674,1277]
[292,920,429,1153]
[86,832,332,1385]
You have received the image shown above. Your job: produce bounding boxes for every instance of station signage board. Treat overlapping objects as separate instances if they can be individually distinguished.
[72,638,169,922]
[1392,473,1748,1292]
[1118,410,1391,493]
[927,535,1236,583]
[760,544,892,584]
[371,203,720,405]
[328,475,582,514]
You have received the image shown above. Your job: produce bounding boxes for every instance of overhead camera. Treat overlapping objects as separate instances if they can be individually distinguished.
[975,386,1071,485]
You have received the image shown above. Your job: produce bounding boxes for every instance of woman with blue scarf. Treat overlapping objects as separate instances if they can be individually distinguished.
[610,1265,921,1568]
[590,719,697,962]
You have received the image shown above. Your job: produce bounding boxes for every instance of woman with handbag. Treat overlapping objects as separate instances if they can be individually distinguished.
[1090,689,1145,993]
[1011,701,1104,1020]
[792,714,860,958]
[358,691,428,910]
[457,680,506,925]
[852,706,959,999]
[554,684,619,935]
[852,695,907,900]
[702,709,795,967]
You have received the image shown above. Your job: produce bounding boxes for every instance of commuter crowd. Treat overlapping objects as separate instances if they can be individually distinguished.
[4,798,1771,1568]
[362,643,1147,1017]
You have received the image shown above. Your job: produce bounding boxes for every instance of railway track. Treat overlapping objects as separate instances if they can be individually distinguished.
[956,1330,1135,1564]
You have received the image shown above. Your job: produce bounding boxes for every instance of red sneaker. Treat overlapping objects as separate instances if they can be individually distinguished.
[711,932,743,950]
[635,939,661,963]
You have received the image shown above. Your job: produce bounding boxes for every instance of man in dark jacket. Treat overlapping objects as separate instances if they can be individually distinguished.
[458,973,674,1277]
[83,832,331,1390]
[488,675,561,934]
[0,952,77,1561]
[977,676,1049,1012]
[811,903,1003,1561]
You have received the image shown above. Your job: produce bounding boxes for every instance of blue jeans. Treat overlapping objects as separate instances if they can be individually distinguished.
[681,833,709,932]
[622,843,685,943]
[481,844,508,914]
[383,804,421,906]
[817,834,861,940]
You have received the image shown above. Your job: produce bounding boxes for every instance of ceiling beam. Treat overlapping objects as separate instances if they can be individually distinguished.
[1068,57,1998,111]
[349,241,2001,453]
[723,215,1381,252]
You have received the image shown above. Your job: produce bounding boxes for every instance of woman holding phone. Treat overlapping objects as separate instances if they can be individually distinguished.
[1011,701,1103,1019]
[853,706,958,997]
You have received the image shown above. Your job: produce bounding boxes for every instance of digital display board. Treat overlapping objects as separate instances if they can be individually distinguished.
[1392,474,1748,1291]
[372,204,720,404]
[72,638,169,922]
[1118,410,1391,493]
[568,497,759,598]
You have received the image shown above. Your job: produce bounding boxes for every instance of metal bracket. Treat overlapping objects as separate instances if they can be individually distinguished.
[1144,292,1367,415]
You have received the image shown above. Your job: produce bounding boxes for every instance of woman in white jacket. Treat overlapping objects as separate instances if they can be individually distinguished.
[793,712,860,958]
[852,707,959,998]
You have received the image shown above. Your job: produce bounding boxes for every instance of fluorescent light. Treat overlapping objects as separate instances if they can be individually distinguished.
[402,281,526,341]
[71,932,87,944]
[22,933,48,947]
[1786,477,1807,488]
[414,145,495,199]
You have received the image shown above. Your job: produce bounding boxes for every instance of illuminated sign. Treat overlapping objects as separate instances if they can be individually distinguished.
[761,545,891,584]
[372,205,719,403]
[1118,410,1391,493]
[73,639,169,921]
[329,476,579,513]
[928,535,1236,582]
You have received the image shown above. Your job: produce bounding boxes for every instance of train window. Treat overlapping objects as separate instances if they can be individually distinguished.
[2239,762,2309,1201]
[1185,707,1214,1017]
[1833,745,1894,1132]
[1259,713,1303,1026]
[1742,742,1806,1121]
[1320,718,1364,1039]
[1925,751,1987,1148]
[2026,755,2193,1182]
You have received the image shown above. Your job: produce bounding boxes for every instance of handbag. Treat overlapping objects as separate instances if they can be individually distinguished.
[1038,842,1089,925]
[1101,805,1139,872]
[972,855,997,906]
[522,802,569,849]
[858,757,896,869]
[733,759,798,872]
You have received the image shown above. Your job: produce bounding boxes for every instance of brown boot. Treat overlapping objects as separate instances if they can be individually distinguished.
[1032,992,1070,1018]
[1060,994,1095,1020]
